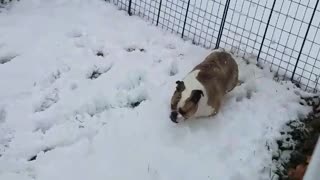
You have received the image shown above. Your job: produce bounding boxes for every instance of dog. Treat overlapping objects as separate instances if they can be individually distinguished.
[170,49,239,123]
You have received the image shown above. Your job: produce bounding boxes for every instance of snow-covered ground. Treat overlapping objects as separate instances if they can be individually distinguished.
[0,0,314,180]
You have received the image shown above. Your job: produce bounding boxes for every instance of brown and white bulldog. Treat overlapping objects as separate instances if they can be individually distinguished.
[170,49,239,123]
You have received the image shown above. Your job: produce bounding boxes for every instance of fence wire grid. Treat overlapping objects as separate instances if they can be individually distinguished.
[106,0,320,93]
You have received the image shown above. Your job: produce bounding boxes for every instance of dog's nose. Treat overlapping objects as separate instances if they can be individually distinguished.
[170,111,178,123]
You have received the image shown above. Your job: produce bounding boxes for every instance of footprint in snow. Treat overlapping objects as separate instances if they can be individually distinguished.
[116,89,148,109]
[168,60,178,76]
[117,71,146,90]
[125,46,146,52]
[0,126,13,157]
[116,71,148,108]
[71,70,147,118]
[66,29,84,38]
[34,88,60,113]
[70,83,78,90]
[165,44,176,49]
[235,89,256,102]
[86,63,113,80]
[95,50,105,57]
[0,106,6,123]
[0,52,18,64]
[76,87,147,118]
[35,65,70,89]
[234,81,257,102]
[28,147,53,161]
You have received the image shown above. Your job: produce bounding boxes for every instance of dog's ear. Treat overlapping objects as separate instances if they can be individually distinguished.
[190,90,204,104]
[175,81,185,92]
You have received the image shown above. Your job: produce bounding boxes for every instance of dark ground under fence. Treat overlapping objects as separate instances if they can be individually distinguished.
[107,0,320,93]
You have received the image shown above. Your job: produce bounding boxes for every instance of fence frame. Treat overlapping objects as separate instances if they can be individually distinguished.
[291,0,319,81]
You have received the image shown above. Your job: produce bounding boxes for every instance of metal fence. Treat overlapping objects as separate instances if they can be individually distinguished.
[106,0,320,93]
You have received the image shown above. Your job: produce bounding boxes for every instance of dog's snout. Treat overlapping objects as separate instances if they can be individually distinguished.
[170,111,178,123]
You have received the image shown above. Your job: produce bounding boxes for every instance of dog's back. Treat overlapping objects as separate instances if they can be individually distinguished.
[193,51,238,111]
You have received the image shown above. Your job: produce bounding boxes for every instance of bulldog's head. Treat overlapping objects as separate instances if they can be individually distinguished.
[170,80,204,123]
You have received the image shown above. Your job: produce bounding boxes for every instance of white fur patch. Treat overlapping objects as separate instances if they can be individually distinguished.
[177,70,214,118]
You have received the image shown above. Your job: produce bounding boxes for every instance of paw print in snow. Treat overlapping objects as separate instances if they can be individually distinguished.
[125,46,146,52]
[87,63,113,80]
[117,71,146,90]
[235,83,257,102]
[116,71,148,108]
[0,106,6,123]
[36,65,70,89]
[66,28,85,38]
[0,52,18,64]
[168,60,178,76]
[34,88,59,113]
[96,50,104,57]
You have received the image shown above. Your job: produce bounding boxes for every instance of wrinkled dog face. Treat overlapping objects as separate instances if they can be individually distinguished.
[170,81,204,123]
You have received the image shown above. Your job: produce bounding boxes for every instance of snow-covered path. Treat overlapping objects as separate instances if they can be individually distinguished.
[0,1,312,180]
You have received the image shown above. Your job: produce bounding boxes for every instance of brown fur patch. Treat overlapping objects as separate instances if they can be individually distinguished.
[193,51,238,115]
[170,81,185,111]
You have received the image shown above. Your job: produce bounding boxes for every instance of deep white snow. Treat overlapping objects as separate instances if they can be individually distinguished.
[0,0,314,180]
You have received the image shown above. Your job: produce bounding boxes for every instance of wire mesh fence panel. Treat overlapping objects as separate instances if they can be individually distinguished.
[293,4,320,92]
[183,0,225,48]
[104,0,320,92]
[131,0,160,25]
[107,0,128,11]
[258,0,318,84]
[219,0,274,59]
[156,0,189,35]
